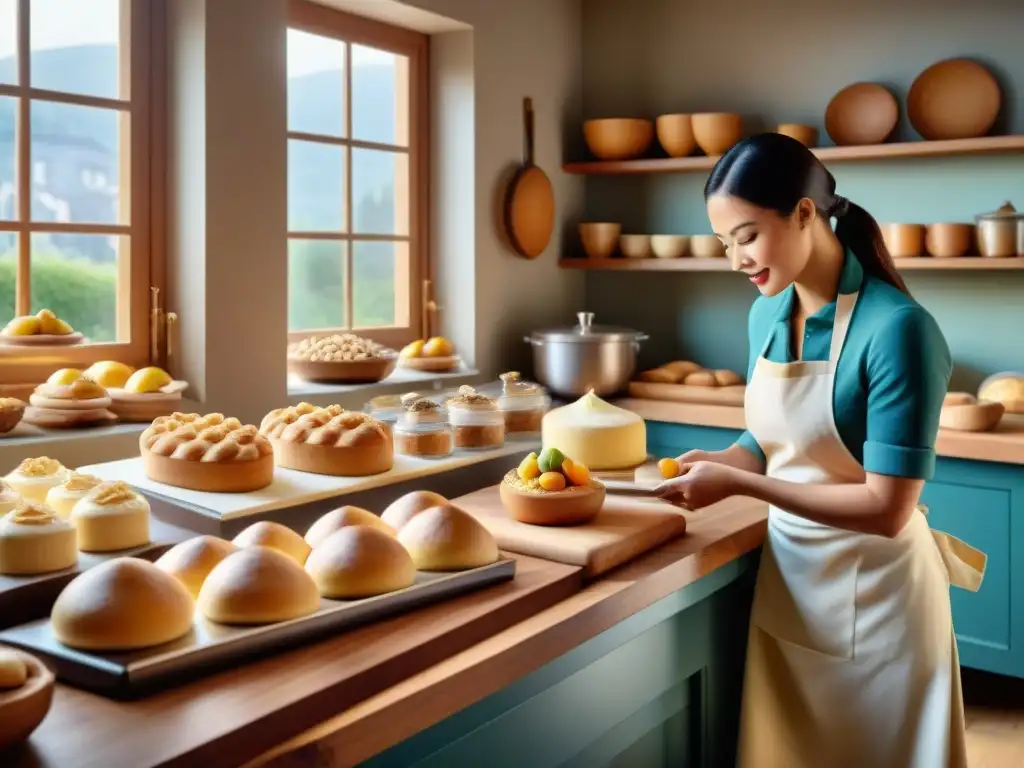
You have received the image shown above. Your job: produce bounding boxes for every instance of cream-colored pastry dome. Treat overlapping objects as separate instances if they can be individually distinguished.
[304,505,395,549]
[70,481,151,552]
[0,479,20,515]
[0,501,78,575]
[380,490,448,531]
[4,457,71,504]
[396,502,499,571]
[45,472,103,519]
[154,535,238,599]
[305,526,416,598]
[541,391,646,470]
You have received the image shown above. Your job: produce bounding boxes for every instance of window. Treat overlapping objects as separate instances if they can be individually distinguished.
[0,0,160,391]
[287,0,428,348]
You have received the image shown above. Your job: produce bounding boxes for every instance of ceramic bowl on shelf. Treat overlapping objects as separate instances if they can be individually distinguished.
[882,223,925,258]
[655,114,696,158]
[824,83,898,146]
[689,235,726,259]
[619,235,652,259]
[583,118,654,161]
[692,113,743,156]
[908,58,1001,141]
[776,123,818,147]
[579,222,621,258]
[925,223,974,258]
[651,235,690,259]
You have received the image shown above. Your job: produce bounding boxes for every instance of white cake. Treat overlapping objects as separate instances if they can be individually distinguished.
[71,481,151,552]
[0,502,78,575]
[541,391,646,470]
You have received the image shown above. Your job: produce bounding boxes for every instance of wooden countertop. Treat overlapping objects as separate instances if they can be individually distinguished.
[617,398,1024,467]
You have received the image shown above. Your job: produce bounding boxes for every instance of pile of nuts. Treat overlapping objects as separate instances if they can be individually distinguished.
[288,334,394,363]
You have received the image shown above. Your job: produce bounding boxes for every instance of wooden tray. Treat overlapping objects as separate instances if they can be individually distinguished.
[399,354,460,372]
[0,558,516,698]
[628,380,746,406]
[457,484,686,579]
[287,356,397,384]
[0,332,84,347]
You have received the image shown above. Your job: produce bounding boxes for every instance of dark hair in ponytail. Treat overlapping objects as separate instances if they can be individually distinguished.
[704,133,909,295]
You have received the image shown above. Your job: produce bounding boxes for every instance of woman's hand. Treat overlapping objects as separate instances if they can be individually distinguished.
[675,444,764,475]
[657,461,743,510]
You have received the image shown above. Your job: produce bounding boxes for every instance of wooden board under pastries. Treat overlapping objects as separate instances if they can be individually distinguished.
[629,360,746,407]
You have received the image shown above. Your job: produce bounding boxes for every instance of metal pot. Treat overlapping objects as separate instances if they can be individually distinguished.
[975,201,1023,258]
[524,312,648,398]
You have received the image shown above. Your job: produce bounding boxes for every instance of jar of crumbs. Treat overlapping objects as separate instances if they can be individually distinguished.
[496,371,549,435]
[446,386,505,450]
[393,396,453,458]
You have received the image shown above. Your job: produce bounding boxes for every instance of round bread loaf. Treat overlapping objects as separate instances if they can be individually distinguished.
[304,506,395,549]
[305,526,416,598]
[0,649,27,689]
[380,490,448,531]
[155,536,238,598]
[396,503,499,571]
[232,520,310,565]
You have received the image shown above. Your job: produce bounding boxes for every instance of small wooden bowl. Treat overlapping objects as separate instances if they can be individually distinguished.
[619,235,652,259]
[655,114,696,157]
[940,401,1005,432]
[882,223,925,258]
[399,355,460,373]
[651,235,689,259]
[925,223,974,258]
[287,356,397,384]
[692,113,743,156]
[776,123,818,147]
[0,332,84,347]
[943,391,977,407]
[0,648,56,751]
[499,479,605,526]
[690,235,726,259]
[583,118,654,161]
[579,222,621,258]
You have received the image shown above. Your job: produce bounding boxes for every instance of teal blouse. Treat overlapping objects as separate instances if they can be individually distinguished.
[735,251,951,480]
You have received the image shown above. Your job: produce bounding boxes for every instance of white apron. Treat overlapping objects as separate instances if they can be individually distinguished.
[736,290,986,768]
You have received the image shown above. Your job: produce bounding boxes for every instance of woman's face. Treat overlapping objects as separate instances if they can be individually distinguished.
[706,194,815,297]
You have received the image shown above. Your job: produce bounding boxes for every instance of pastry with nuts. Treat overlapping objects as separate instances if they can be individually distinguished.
[71,481,151,552]
[393,395,453,458]
[44,472,103,519]
[446,386,505,450]
[0,397,25,434]
[259,402,393,477]
[140,413,275,492]
[287,333,398,384]
[0,501,78,575]
[4,457,71,504]
[23,368,117,428]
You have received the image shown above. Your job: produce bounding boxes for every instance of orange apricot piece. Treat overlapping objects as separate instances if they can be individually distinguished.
[538,471,567,492]
[562,458,590,486]
[658,457,680,479]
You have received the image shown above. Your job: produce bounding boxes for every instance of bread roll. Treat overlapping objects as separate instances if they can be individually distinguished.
[304,506,395,549]
[0,649,27,689]
[52,558,195,651]
[70,481,150,552]
[713,369,743,387]
[397,503,499,571]
[663,361,701,379]
[638,368,679,384]
[155,536,238,598]
[305,526,416,598]
[380,490,448,531]
[683,370,718,387]
[197,547,321,625]
[232,520,311,565]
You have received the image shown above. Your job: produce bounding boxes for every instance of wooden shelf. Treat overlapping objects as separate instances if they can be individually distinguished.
[563,134,1024,175]
[559,256,1024,272]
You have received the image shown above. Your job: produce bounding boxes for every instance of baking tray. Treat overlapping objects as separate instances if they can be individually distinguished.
[0,557,516,698]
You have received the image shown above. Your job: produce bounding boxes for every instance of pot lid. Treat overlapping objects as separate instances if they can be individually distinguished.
[977,201,1022,220]
[529,312,645,343]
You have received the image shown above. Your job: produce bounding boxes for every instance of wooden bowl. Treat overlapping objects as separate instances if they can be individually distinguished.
[619,235,652,259]
[655,114,696,157]
[579,222,621,258]
[940,401,1005,432]
[692,113,743,156]
[925,223,974,258]
[583,118,654,161]
[499,479,605,526]
[777,123,818,147]
[943,391,977,407]
[651,235,689,259]
[399,354,460,373]
[690,235,726,259]
[882,223,925,258]
[824,83,898,146]
[287,356,397,384]
[908,58,1001,141]
[0,648,55,751]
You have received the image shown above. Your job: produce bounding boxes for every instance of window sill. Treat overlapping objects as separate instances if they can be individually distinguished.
[0,422,147,470]
[286,366,483,408]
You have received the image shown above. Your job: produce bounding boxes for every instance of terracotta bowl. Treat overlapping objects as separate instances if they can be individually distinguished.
[882,223,925,258]
[583,118,654,161]
[925,223,974,258]
[651,235,690,259]
[655,114,696,158]
[690,235,726,259]
[579,222,621,258]
[0,648,56,751]
[776,123,818,147]
[908,58,1001,141]
[692,113,743,156]
[619,235,652,259]
[499,480,605,526]
[939,401,1005,432]
[824,83,898,146]
[287,356,397,384]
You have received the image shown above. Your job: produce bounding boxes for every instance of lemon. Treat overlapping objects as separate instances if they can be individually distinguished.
[36,309,74,335]
[124,366,173,394]
[47,368,84,386]
[422,337,454,357]
[400,339,426,358]
[84,361,135,389]
[3,316,41,336]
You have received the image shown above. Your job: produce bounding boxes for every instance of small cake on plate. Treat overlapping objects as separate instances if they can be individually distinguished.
[380,490,448,532]
[0,501,78,575]
[155,536,238,599]
[198,547,321,625]
[106,366,190,423]
[541,391,647,471]
[4,457,71,505]
[0,480,20,516]
[499,447,605,526]
[305,526,416,599]
[140,413,275,492]
[44,473,102,519]
[70,481,151,552]
[232,520,311,565]
[259,403,393,477]
[0,397,25,434]
[304,505,395,549]
[24,369,115,428]
[51,558,194,651]
[397,502,499,571]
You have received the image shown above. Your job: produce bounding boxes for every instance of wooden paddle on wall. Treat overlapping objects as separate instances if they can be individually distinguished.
[504,97,555,259]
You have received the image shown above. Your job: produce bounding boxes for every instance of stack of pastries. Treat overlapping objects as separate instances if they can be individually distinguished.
[23,369,116,428]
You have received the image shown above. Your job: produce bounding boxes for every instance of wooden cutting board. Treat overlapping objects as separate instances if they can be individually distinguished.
[456,484,687,579]
[628,381,746,406]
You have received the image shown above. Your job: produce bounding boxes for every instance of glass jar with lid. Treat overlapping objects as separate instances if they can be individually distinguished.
[392,396,453,458]
[445,386,505,450]
[364,394,405,439]
[496,371,550,435]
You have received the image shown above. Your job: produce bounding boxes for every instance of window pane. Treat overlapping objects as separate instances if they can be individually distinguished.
[353,240,405,328]
[288,139,345,232]
[0,95,15,219]
[352,149,408,235]
[30,0,122,99]
[287,29,345,137]
[31,101,123,225]
[351,45,408,147]
[0,0,16,86]
[288,239,345,331]
[0,232,17,326]
[30,232,119,342]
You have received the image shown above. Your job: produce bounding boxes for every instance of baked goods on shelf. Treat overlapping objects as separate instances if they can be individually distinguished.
[140,413,275,492]
[0,649,27,689]
[392,395,454,458]
[445,386,505,450]
[397,502,499,571]
[51,558,194,651]
[978,373,1024,415]
[4,457,71,504]
[0,309,82,346]
[154,536,239,599]
[0,502,78,575]
[259,403,393,477]
[305,526,416,598]
[541,391,647,471]
[287,333,398,383]
[499,447,605,525]
[24,371,116,429]
[380,490,449,531]
[232,520,311,565]
[496,371,549,434]
[107,366,189,423]
[637,361,744,387]
[70,481,151,552]
[197,547,321,625]
[304,505,395,549]
[0,398,25,434]
[44,473,102,519]
[0,480,20,516]
[398,336,460,372]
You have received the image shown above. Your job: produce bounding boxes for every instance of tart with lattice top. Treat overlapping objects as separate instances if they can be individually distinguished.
[140,412,275,492]
[259,402,393,477]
